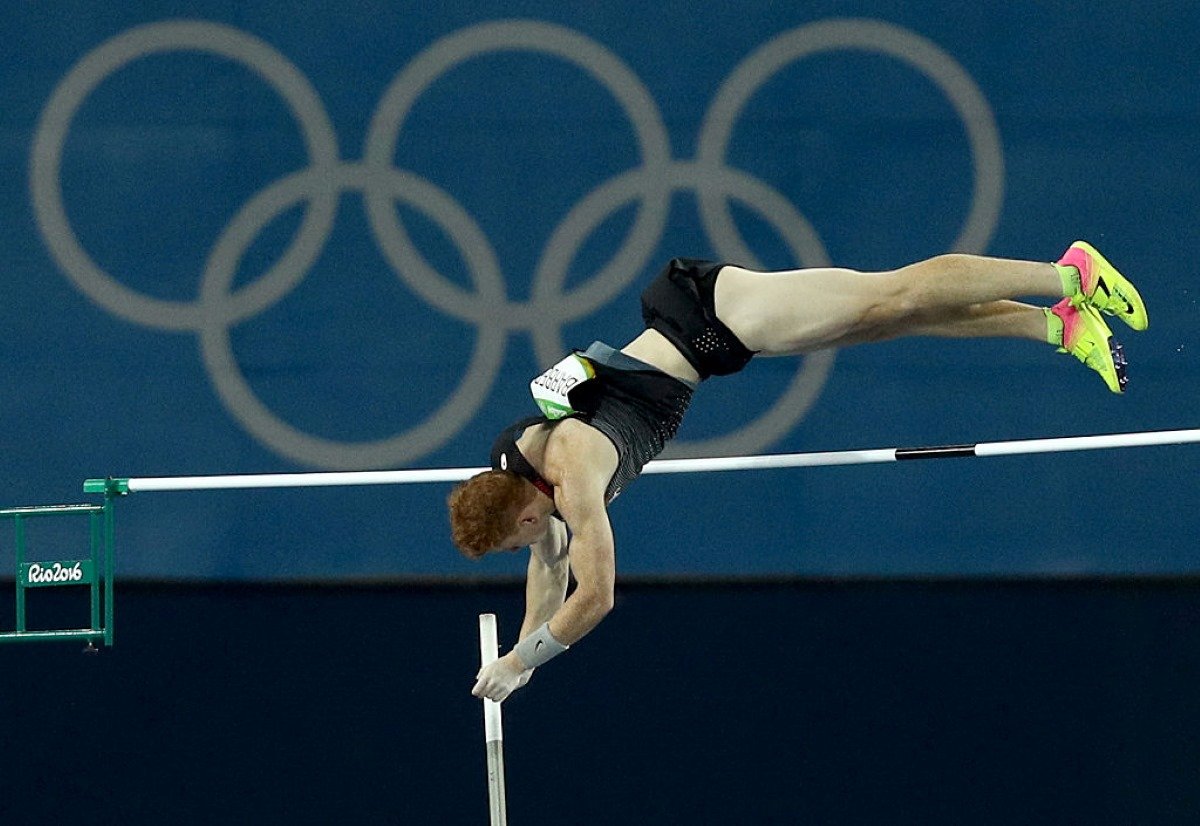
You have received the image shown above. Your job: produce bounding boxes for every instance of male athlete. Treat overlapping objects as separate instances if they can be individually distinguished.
[452,243,1148,702]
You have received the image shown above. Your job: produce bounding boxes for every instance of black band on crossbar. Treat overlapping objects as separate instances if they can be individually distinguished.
[895,444,976,460]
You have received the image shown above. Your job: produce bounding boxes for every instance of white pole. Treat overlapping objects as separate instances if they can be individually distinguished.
[90,427,1200,493]
[478,613,507,826]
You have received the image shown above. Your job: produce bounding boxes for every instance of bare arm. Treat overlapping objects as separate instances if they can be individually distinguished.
[472,518,572,700]
[519,518,569,642]
[543,494,614,645]
[537,423,617,647]
[474,421,616,698]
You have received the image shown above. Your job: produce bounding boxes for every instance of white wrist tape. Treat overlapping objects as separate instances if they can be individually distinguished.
[513,622,569,669]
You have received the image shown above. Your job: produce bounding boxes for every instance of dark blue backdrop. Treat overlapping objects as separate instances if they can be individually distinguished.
[2,2,1198,578]
[2,581,1198,824]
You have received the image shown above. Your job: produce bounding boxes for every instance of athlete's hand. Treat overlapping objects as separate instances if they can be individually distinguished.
[515,667,534,690]
[472,651,530,702]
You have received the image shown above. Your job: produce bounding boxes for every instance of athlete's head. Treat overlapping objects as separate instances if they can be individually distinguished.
[447,470,550,558]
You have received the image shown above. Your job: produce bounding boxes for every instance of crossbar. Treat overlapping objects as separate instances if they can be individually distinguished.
[82,427,1200,494]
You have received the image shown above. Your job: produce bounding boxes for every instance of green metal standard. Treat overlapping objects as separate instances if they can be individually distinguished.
[0,497,116,647]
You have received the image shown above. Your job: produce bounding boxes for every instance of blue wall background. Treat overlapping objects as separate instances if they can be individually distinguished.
[2,2,1198,579]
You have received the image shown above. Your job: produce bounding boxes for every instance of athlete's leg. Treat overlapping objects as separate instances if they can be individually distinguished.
[787,295,1129,393]
[832,300,1048,347]
[714,253,1063,355]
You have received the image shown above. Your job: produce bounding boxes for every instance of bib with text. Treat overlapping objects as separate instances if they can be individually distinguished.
[530,353,596,419]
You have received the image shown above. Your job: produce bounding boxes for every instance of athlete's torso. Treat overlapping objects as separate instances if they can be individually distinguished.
[619,329,700,385]
[490,337,695,504]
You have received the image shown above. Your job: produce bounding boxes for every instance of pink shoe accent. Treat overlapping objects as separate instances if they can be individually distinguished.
[1051,297,1080,347]
[1058,246,1095,294]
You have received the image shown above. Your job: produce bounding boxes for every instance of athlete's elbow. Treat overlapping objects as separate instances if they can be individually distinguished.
[579,585,615,622]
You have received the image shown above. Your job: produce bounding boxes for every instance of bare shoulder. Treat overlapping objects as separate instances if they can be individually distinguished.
[541,418,617,500]
[544,420,616,554]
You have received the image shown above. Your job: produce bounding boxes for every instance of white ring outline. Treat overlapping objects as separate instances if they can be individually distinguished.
[363,20,673,330]
[698,18,1003,258]
[198,164,506,468]
[30,20,341,331]
[28,18,1004,468]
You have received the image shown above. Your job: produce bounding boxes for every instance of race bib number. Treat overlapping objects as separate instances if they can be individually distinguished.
[530,353,595,419]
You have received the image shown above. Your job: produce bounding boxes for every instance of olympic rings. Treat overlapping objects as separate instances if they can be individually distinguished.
[30,18,1003,468]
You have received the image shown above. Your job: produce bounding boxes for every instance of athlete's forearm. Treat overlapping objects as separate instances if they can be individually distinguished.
[545,584,612,647]
[506,583,608,673]
[520,555,568,641]
[543,533,614,647]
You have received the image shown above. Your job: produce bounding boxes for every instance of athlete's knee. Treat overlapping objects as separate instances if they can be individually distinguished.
[840,254,971,340]
[889,254,971,314]
[857,270,918,329]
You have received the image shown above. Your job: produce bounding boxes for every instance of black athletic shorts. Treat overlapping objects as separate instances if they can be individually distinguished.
[640,258,756,380]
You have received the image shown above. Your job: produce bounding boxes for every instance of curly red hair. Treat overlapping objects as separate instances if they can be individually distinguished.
[447,470,531,558]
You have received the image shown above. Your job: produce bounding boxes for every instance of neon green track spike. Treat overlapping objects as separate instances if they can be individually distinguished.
[1058,241,1148,331]
[1048,298,1128,394]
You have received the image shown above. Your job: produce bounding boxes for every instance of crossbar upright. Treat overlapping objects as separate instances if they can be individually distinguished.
[0,497,115,647]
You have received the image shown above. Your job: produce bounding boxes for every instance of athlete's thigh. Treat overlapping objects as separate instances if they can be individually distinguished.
[713,265,898,355]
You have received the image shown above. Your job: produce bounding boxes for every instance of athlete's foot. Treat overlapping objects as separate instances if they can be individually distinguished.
[1057,241,1148,331]
[1046,298,1128,393]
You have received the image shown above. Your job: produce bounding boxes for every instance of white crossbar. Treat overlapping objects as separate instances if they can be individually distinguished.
[87,428,1200,494]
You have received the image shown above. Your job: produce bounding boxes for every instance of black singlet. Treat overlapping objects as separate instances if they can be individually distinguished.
[490,342,695,504]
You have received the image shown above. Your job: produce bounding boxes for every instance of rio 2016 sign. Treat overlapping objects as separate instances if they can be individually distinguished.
[20,560,95,588]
